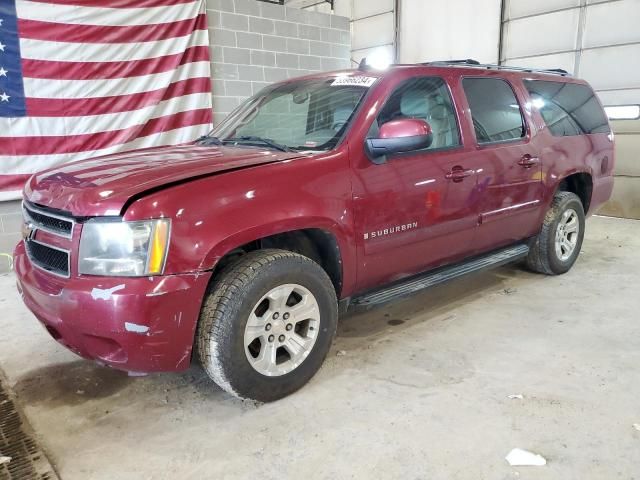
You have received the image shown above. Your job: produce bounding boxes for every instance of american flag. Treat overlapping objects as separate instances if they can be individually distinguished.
[0,0,213,200]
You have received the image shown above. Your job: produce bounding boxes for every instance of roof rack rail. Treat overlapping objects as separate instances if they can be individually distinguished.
[423,59,571,77]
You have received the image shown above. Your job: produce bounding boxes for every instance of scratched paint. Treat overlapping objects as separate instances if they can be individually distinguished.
[91,284,125,300]
[124,322,150,334]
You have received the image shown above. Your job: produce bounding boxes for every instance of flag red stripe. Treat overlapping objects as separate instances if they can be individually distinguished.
[25,0,198,8]
[18,13,207,44]
[1,109,211,156]
[25,77,212,117]
[0,175,32,193]
[22,46,210,80]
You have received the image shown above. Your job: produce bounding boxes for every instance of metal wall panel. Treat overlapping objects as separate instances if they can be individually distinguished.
[580,44,640,91]
[506,0,579,19]
[583,0,640,48]
[353,0,394,20]
[399,0,501,64]
[503,9,580,59]
[504,51,576,73]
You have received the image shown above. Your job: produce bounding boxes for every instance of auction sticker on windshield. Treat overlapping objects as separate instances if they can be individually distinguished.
[331,76,377,87]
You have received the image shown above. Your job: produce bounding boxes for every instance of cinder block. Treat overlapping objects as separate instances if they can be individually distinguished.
[210,46,223,65]
[252,81,271,94]
[251,50,276,67]
[233,0,259,16]
[236,31,262,49]
[287,69,305,79]
[221,12,249,31]
[210,28,237,47]
[299,25,321,41]
[207,0,234,12]
[207,10,221,28]
[309,41,331,56]
[263,35,288,53]
[212,79,226,96]
[0,233,19,256]
[264,67,289,83]
[1,213,23,234]
[0,200,21,216]
[213,63,239,79]
[223,46,250,64]
[238,65,265,81]
[214,96,241,112]
[299,55,321,71]
[285,7,309,24]
[307,10,331,27]
[225,80,253,97]
[249,17,275,35]
[330,15,350,31]
[287,38,310,55]
[261,2,286,20]
[320,28,341,44]
[276,53,299,69]
[274,20,298,38]
[338,30,350,45]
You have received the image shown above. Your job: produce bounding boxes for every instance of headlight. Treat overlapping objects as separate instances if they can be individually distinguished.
[79,219,170,276]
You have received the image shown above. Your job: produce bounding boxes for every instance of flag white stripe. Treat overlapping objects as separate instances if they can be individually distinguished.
[0,93,211,137]
[15,1,201,27]
[22,62,211,99]
[1,125,211,175]
[19,29,209,63]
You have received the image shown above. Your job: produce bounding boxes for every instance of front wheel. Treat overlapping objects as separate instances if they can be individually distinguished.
[196,249,338,402]
[526,191,585,275]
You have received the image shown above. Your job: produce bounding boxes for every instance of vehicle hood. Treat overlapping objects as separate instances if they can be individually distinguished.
[24,144,303,216]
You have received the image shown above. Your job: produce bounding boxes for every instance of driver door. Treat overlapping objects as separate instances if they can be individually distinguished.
[352,76,481,292]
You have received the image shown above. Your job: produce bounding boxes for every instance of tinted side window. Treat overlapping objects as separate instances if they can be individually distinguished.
[462,78,526,143]
[524,80,610,136]
[376,77,460,149]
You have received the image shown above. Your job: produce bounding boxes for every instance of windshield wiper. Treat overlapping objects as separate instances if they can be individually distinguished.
[195,135,223,146]
[224,136,295,153]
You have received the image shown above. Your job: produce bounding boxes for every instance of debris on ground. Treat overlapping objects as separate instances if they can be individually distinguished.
[76,390,85,395]
[336,350,347,357]
[505,448,547,466]
[0,456,11,465]
[503,287,517,295]
[508,394,524,400]
[632,423,640,431]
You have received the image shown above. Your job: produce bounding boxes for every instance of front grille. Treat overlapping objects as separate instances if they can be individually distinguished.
[23,204,73,237]
[25,239,70,277]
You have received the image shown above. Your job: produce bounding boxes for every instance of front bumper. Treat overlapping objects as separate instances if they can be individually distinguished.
[14,241,211,373]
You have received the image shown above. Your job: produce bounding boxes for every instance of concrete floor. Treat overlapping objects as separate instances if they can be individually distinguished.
[1,215,639,480]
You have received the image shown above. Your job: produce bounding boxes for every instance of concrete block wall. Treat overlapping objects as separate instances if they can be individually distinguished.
[0,200,21,272]
[206,0,352,123]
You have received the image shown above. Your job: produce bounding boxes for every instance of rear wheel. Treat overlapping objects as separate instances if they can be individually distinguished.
[526,191,585,275]
[197,249,338,402]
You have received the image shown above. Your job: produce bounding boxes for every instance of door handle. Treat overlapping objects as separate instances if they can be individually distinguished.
[518,154,540,168]
[445,167,475,182]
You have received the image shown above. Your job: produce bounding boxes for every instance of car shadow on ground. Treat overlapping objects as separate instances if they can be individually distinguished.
[12,265,533,409]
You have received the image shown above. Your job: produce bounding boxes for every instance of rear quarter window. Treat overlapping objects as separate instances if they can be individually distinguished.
[524,80,610,136]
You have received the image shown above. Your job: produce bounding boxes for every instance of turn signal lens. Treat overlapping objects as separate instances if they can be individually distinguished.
[147,220,170,275]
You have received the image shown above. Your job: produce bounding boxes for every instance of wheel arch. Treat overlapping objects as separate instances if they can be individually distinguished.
[555,171,593,213]
[202,221,348,297]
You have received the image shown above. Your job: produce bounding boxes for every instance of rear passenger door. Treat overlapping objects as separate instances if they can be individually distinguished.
[461,77,545,252]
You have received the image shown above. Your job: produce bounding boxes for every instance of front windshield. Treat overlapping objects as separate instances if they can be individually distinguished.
[210,77,372,151]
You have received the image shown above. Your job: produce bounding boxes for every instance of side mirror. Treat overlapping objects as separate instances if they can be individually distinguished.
[365,118,433,163]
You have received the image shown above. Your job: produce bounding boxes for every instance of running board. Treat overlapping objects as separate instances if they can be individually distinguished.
[351,243,530,308]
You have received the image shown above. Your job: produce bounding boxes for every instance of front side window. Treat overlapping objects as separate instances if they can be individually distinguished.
[524,80,610,136]
[211,77,372,151]
[462,78,526,144]
[375,77,460,150]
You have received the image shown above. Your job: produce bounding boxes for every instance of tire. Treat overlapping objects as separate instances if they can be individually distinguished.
[526,191,585,275]
[196,249,338,402]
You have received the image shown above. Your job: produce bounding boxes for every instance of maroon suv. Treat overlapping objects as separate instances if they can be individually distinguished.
[15,60,614,401]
